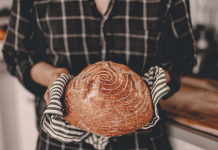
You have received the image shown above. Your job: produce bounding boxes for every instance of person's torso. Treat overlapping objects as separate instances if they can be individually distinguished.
[33,0,170,75]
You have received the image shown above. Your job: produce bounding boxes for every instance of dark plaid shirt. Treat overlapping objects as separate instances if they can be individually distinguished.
[2,0,195,149]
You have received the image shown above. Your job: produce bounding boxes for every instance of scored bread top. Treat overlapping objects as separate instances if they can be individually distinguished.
[63,61,153,137]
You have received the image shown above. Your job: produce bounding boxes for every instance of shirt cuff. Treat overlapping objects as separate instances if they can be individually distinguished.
[162,74,180,99]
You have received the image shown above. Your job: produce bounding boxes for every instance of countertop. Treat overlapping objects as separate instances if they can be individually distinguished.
[160,76,218,149]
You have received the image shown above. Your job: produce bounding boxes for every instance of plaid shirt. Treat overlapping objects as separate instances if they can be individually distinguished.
[2,0,195,149]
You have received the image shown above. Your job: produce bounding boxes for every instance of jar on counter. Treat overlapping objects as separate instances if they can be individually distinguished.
[192,25,218,79]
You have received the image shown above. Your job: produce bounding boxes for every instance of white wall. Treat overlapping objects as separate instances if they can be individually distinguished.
[0,0,38,145]
[0,64,38,150]
[0,66,21,150]
[0,2,13,149]
[0,96,5,150]
[0,0,12,10]
[190,0,218,31]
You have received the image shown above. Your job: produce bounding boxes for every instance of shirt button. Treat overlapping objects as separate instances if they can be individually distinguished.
[113,138,117,142]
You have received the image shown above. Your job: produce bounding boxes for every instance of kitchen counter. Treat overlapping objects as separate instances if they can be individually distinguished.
[160,76,218,149]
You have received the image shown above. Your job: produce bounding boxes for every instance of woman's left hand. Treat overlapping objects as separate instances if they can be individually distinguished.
[44,68,70,105]
[30,61,70,105]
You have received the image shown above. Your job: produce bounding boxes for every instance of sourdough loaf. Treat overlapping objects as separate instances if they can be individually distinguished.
[64,61,153,137]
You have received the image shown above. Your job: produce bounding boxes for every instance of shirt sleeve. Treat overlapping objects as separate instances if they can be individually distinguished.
[2,0,47,96]
[159,0,196,98]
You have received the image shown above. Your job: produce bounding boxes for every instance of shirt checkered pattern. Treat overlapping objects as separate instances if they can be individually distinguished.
[2,0,195,149]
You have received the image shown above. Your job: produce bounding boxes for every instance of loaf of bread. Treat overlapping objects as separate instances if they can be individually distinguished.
[64,61,153,137]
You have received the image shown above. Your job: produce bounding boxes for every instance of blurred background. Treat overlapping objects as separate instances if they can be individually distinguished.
[0,1,38,150]
[0,0,218,150]
[190,0,218,80]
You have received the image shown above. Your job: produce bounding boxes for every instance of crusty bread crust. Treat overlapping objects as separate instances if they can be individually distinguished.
[64,61,153,137]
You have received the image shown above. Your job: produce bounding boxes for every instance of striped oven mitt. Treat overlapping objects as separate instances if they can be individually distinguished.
[40,66,170,149]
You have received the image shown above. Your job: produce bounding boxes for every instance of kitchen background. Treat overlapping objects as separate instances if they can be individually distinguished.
[0,0,218,150]
[0,1,37,150]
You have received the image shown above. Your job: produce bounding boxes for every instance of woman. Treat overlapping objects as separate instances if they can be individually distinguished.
[2,0,195,149]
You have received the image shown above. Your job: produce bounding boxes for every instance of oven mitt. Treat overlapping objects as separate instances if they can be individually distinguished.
[40,66,170,149]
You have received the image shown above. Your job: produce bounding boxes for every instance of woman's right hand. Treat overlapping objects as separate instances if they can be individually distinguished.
[30,62,69,105]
